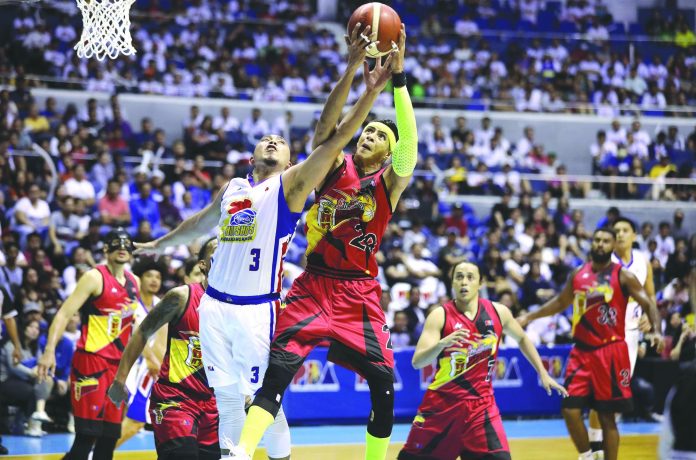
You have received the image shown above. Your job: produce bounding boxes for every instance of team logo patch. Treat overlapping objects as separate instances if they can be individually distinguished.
[317,189,376,230]
[221,198,257,242]
[74,377,99,401]
[185,335,203,369]
[151,401,180,425]
[289,360,339,392]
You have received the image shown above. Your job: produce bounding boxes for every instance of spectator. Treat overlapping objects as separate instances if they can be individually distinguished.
[63,164,96,208]
[130,182,161,235]
[670,322,696,364]
[12,184,50,246]
[98,179,131,228]
[23,104,50,134]
[390,311,416,349]
[48,197,85,258]
[0,318,53,436]
[241,108,270,145]
[401,286,426,333]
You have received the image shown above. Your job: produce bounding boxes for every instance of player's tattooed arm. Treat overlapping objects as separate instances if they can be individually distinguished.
[621,268,664,351]
[108,286,188,407]
[517,267,579,328]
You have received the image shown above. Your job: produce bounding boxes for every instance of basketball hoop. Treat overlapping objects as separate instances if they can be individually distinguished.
[74,0,136,61]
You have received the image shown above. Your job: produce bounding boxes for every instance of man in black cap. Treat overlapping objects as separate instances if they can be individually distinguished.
[38,228,141,460]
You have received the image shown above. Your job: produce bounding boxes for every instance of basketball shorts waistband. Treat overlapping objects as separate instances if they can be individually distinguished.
[205,285,280,305]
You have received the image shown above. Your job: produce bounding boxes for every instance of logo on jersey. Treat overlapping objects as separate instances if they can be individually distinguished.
[74,377,99,401]
[289,359,339,392]
[185,335,203,369]
[572,283,614,331]
[221,198,257,242]
[316,189,376,230]
[151,401,180,425]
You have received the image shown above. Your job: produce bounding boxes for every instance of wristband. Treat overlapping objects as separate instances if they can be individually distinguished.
[392,72,407,88]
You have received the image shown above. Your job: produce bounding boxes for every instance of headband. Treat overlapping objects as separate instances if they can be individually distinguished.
[365,121,396,151]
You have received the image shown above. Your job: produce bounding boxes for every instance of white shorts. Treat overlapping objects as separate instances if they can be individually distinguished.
[625,328,640,376]
[125,357,154,423]
[198,293,277,395]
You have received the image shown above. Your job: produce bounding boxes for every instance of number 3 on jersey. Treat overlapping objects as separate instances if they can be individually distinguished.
[249,248,261,271]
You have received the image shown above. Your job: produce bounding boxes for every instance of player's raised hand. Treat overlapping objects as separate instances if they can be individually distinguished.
[345,23,371,69]
[107,380,129,407]
[391,24,406,74]
[540,372,569,397]
[363,50,395,92]
[37,350,56,382]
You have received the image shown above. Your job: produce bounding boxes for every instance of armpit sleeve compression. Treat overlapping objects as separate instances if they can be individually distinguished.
[391,85,418,177]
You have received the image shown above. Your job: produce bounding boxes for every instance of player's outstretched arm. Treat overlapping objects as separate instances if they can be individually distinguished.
[496,302,568,397]
[383,26,418,209]
[412,306,477,369]
[134,187,224,256]
[517,269,577,328]
[37,269,101,382]
[107,286,188,407]
[283,53,395,212]
[311,23,371,151]
[621,268,664,352]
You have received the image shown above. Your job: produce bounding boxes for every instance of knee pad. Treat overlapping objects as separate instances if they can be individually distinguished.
[366,376,394,438]
[264,406,291,459]
[213,385,246,445]
[253,355,300,418]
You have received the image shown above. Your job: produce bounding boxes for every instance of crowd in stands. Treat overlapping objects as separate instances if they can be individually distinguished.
[1,0,695,116]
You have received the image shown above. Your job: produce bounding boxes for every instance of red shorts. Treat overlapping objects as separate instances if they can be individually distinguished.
[274,272,394,380]
[562,341,633,412]
[70,350,123,437]
[150,383,219,458]
[399,395,510,460]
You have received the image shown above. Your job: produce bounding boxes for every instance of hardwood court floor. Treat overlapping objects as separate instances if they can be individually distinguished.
[4,435,659,460]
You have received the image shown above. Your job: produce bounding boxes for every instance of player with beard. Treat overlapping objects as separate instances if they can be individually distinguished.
[518,228,664,460]
[586,217,656,459]
[108,238,219,460]
[134,33,395,459]
[38,228,140,460]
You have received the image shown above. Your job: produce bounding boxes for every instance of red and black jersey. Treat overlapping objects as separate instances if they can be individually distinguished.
[76,265,139,360]
[426,299,503,405]
[571,262,628,349]
[154,283,212,400]
[304,155,393,280]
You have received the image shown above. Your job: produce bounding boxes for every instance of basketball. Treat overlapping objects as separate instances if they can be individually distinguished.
[347,2,402,58]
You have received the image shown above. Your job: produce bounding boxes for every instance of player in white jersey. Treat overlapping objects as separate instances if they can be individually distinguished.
[118,259,166,447]
[588,216,656,459]
[135,35,395,459]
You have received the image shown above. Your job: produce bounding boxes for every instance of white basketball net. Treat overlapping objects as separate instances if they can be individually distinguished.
[74,0,137,61]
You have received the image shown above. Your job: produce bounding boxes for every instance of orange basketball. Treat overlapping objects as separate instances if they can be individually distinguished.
[347,2,402,58]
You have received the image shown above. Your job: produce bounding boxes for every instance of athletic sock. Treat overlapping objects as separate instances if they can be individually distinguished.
[579,450,594,460]
[365,432,390,460]
[238,405,275,456]
[588,427,603,453]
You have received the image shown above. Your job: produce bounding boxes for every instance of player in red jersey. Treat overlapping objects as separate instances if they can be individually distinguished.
[38,228,140,460]
[236,28,417,460]
[518,228,664,460]
[399,261,567,460]
[108,237,219,460]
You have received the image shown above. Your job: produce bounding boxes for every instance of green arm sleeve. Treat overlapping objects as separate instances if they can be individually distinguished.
[391,86,418,177]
